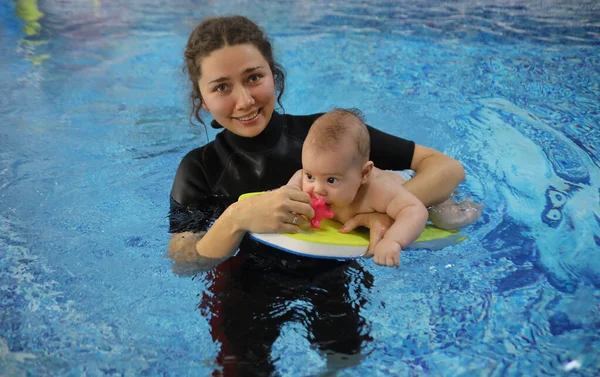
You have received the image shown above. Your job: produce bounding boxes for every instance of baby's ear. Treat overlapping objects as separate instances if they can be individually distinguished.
[361,161,374,184]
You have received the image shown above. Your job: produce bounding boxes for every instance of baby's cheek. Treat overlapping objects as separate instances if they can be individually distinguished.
[301,180,311,193]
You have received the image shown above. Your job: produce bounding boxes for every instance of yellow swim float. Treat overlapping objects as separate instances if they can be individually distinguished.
[239,192,466,260]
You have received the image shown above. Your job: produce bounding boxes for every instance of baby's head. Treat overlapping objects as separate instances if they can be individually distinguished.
[301,108,373,207]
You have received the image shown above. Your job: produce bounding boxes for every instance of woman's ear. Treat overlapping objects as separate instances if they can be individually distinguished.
[361,161,374,184]
[201,100,209,111]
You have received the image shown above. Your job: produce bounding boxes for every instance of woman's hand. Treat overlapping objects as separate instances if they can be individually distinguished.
[231,186,314,234]
[339,212,394,257]
[428,197,483,230]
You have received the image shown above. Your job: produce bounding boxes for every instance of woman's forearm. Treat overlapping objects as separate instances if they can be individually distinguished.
[194,202,246,258]
[404,150,465,207]
[168,202,246,265]
[167,186,314,266]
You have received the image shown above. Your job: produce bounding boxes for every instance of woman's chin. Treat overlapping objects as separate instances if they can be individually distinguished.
[230,110,271,137]
[241,124,267,138]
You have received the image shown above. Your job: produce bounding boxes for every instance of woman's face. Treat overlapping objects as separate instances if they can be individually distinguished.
[198,44,276,138]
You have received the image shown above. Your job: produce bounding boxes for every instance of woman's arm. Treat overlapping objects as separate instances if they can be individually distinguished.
[167,231,225,272]
[168,187,314,265]
[167,203,247,263]
[367,125,465,207]
[403,145,465,207]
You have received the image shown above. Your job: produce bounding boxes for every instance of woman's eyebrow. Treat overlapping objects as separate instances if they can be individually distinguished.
[244,66,265,73]
[207,66,265,85]
[208,77,228,84]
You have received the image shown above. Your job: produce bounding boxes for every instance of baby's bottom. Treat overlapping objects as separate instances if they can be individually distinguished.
[427,197,482,230]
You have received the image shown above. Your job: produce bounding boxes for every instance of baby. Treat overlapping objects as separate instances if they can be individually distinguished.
[288,108,429,267]
[288,108,481,267]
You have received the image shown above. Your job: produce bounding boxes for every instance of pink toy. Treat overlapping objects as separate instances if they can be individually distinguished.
[310,197,334,228]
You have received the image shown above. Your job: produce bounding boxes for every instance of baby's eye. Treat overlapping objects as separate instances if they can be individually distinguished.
[306,173,313,180]
[327,177,338,184]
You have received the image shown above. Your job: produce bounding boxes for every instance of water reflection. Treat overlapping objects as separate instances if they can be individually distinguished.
[15,0,44,38]
[14,0,50,87]
[172,196,375,376]
[196,240,374,376]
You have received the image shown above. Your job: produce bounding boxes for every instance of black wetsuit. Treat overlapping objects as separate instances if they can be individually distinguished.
[169,111,415,376]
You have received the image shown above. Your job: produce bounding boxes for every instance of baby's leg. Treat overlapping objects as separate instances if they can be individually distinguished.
[428,197,482,230]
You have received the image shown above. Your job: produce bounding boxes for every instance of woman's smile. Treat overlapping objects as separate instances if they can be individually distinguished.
[233,109,261,126]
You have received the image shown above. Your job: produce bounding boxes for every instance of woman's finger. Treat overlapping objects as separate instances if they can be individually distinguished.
[295,215,311,229]
[279,223,301,234]
[286,212,310,228]
[286,187,312,203]
[277,187,314,218]
[286,200,314,219]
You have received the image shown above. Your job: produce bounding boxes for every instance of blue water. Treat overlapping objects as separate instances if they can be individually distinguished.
[1,0,599,376]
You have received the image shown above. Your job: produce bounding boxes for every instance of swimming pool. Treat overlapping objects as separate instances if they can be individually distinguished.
[1,0,599,375]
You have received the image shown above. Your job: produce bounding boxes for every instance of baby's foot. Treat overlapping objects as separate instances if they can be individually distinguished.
[428,198,483,230]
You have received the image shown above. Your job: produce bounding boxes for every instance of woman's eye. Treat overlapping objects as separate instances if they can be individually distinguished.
[327,177,338,184]
[215,84,228,92]
[249,74,262,83]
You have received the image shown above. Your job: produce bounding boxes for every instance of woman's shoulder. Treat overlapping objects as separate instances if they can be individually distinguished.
[277,111,324,139]
[279,112,324,127]
[171,143,217,205]
[177,143,212,171]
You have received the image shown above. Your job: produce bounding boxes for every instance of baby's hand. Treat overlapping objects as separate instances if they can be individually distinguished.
[372,239,401,267]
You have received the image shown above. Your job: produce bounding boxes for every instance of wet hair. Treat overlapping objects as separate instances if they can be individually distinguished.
[184,15,286,128]
[306,108,370,164]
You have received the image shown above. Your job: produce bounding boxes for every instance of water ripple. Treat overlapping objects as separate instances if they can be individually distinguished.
[21,0,599,46]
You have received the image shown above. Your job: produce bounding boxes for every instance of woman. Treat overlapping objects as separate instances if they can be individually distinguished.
[167,15,465,375]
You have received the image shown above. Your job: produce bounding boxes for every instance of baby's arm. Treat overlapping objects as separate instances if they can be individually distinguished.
[370,182,429,266]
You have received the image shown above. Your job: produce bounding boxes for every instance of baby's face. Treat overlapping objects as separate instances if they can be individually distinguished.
[301,144,365,208]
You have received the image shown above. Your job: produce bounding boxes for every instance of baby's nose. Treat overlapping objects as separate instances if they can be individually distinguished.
[313,185,327,197]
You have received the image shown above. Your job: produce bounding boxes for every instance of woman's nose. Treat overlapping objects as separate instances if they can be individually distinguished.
[235,86,255,109]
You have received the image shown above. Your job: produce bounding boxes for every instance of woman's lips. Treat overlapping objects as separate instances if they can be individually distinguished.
[233,109,261,125]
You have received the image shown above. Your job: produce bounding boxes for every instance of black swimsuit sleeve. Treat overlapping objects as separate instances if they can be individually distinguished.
[170,148,211,207]
[366,125,415,170]
[169,149,223,233]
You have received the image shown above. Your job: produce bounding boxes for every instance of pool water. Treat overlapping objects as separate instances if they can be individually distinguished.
[1,0,599,376]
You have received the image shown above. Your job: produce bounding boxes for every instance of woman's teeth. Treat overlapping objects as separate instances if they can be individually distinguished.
[236,111,259,121]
